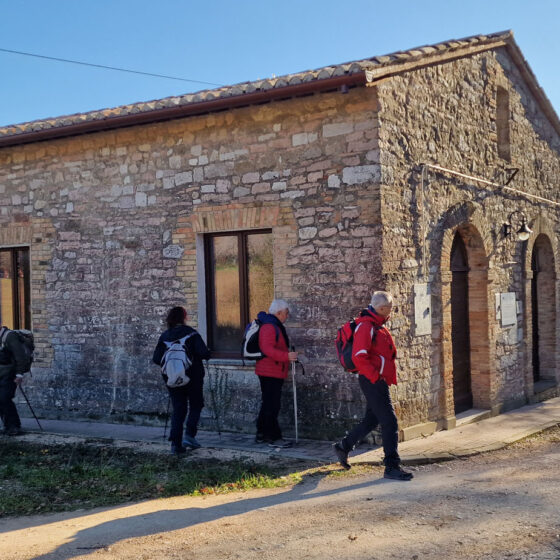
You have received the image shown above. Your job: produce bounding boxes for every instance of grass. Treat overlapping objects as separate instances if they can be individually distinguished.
[0,440,308,518]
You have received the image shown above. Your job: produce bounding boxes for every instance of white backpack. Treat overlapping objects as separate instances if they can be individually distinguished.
[161,333,195,387]
[241,318,280,361]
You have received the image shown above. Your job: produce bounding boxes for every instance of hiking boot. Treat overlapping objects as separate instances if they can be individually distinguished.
[171,444,187,455]
[255,433,266,443]
[384,466,413,481]
[333,442,351,470]
[182,435,201,449]
[268,438,292,448]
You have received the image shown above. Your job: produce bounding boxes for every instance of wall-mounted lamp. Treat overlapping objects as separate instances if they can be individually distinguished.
[503,212,532,242]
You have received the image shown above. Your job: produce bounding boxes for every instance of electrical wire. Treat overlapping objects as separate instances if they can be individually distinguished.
[0,47,224,87]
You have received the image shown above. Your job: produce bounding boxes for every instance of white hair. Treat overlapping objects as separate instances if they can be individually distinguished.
[269,299,290,315]
[370,291,393,309]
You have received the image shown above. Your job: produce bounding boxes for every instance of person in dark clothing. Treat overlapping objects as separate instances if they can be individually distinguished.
[152,306,210,455]
[333,291,414,481]
[0,326,30,436]
[255,299,298,448]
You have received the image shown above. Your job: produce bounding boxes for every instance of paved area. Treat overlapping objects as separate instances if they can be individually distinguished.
[19,396,560,466]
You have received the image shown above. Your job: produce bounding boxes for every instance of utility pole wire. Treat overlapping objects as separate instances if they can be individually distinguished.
[0,47,224,87]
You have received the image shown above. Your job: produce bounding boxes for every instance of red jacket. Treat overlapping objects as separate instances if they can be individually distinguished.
[255,322,290,379]
[352,307,398,386]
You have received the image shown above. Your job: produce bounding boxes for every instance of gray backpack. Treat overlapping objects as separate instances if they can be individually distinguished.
[161,333,194,387]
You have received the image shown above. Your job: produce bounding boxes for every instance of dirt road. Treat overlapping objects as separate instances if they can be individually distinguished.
[1,428,559,560]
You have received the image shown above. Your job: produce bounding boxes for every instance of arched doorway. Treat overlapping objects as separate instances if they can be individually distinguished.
[450,232,473,413]
[530,234,556,390]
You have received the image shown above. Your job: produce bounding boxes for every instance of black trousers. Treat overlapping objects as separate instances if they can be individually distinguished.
[168,378,204,446]
[256,376,284,441]
[0,377,20,431]
[341,375,401,469]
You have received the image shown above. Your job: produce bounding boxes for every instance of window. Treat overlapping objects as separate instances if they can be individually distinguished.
[0,248,31,330]
[205,230,273,356]
[496,86,511,162]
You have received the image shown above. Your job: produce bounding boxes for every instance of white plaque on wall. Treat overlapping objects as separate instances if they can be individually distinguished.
[414,283,432,336]
[500,292,517,327]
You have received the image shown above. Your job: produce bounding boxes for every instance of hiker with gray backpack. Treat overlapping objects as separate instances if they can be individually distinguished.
[152,306,210,455]
[0,326,34,436]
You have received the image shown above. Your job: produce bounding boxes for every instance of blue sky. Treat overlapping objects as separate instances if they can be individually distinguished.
[1,0,559,128]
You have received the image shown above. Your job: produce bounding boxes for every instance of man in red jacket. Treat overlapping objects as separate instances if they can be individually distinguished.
[255,299,298,448]
[333,291,413,480]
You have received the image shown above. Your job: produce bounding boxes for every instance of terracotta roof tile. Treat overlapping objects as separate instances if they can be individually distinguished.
[0,30,525,143]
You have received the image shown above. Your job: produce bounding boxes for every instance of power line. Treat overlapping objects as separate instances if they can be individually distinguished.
[0,47,224,87]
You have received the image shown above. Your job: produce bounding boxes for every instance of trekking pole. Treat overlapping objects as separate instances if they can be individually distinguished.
[291,345,298,444]
[163,393,171,439]
[18,385,43,431]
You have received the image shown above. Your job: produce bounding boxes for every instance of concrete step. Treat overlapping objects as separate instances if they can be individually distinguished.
[455,408,492,427]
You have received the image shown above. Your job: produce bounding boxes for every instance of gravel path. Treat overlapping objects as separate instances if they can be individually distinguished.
[1,427,559,560]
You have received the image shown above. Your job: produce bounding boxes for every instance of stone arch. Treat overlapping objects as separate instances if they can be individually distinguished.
[522,216,559,276]
[522,216,558,395]
[432,202,495,427]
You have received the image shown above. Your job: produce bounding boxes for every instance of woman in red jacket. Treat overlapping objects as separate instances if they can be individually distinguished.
[255,299,298,447]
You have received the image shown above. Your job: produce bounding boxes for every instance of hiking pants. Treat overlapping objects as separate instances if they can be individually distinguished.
[168,378,204,446]
[0,376,21,431]
[341,376,400,469]
[256,376,284,441]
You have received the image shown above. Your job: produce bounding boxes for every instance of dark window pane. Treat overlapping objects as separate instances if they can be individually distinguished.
[16,249,31,330]
[211,236,241,352]
[0,251,14,329]
[206,230,273,356]
[248,233,273,320]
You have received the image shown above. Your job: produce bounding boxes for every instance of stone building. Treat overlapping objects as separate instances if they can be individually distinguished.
[0,30,559,439]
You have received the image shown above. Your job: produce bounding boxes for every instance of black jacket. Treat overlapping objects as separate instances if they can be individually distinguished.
[0,328,29,381]
[152,325,210,383]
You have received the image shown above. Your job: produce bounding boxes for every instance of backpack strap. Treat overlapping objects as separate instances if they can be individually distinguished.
[179,333,195,345]
[0,326,9,348]
[164,332,195,347]
[357,319,380,340]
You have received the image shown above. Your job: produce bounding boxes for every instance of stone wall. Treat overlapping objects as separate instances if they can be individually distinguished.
[0,87,383,437]
[376,46,560,430]
[1,45,559,439]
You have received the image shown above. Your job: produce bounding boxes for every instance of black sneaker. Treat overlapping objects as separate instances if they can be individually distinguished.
[384,466,413,481]
[255,433,265,443]
[171,444,187,455]
[333,442,351,470]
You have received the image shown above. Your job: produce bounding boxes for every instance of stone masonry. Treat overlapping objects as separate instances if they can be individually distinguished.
[0,32,559,439]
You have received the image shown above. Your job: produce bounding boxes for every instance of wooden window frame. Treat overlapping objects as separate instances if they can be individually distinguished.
[204,229,272,358]
[0,247,31,330]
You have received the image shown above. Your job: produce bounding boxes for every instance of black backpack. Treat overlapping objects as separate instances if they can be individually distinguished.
[0,327,35,370]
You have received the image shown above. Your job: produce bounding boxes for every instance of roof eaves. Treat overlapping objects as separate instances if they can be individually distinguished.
[0,72,366,148]
[360,30,560,139]
[362,32,511,82]
[2,30,559,147]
